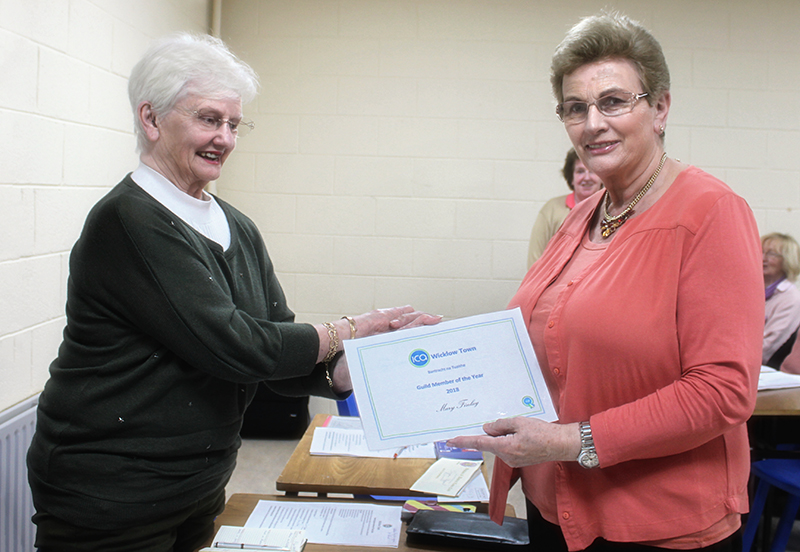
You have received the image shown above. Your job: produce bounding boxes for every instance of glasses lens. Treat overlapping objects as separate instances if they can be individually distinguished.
[236,121,254,138]
[597,93,635,116]
[558,101,588,123]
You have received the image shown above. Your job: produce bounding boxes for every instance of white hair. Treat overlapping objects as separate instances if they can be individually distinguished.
[128,32,259,152]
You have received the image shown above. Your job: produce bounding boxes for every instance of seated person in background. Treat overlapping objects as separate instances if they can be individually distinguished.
[527,148,602,267]
[780,331,800,374]
[762,232,800,367]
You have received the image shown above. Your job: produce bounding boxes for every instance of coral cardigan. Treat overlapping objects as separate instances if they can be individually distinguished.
[492,167,763,550]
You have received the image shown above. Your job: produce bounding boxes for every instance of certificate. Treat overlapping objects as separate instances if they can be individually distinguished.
[343,307,557,450]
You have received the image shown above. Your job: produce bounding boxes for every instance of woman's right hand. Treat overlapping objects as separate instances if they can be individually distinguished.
[315,306,442,364]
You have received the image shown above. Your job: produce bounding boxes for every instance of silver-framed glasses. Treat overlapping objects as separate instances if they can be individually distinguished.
[556,92,648,124]
[186,109,255,137]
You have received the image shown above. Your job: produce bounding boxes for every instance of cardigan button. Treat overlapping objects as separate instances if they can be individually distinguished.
[553,368,560,375]
[562,511,570,520]
[567,280,574,286]
[548,320,555,328]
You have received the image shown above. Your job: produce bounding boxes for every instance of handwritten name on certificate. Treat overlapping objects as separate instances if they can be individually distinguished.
[343,307,557,450]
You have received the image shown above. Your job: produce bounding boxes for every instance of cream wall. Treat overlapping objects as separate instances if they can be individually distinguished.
[217,0,800,328]
[2,0,800,413]
[0,0,212,412]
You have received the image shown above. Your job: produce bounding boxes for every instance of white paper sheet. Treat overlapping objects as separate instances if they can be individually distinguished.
[309,427,437,458]
[244,500,401,548]
[343,307,557,450]
[409,458,483,497]
[759,365,800,390]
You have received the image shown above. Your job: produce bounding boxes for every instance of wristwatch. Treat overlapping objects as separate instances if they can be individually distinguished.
[577,421,599,469]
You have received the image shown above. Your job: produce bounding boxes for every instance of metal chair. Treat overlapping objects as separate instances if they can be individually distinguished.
[743,458,800,551]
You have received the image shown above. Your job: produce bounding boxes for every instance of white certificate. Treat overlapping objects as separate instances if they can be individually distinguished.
[343,307,557,450]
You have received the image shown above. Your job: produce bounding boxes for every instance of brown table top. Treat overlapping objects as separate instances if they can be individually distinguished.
[754,386,800,416]
[201,493,516,552]
[276,414,488,497]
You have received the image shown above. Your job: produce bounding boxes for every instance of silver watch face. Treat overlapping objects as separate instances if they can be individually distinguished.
[578,450,599,469]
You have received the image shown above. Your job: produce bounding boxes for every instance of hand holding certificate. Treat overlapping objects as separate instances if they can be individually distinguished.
[343,308,557,450]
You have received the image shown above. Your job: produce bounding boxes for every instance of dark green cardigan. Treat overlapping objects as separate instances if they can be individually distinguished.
[28,176,337,529]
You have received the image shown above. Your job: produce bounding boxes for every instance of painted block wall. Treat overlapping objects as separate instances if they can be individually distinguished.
[3,0,800,412]
[0,0,211,412]
[217,0,800,327]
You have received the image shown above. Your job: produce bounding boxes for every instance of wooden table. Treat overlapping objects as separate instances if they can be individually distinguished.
[200,493,516,552]
[276,414,488,498]
[753,386,800,416]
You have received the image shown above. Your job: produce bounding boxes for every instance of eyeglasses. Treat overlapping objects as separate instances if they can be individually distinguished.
[763,250,783,259]
[185,109,255,137]
[556,92,649,124]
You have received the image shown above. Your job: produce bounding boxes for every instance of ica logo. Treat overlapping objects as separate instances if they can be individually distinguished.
[409,349,430,367]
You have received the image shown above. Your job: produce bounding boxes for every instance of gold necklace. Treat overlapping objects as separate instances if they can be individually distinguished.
[600,152,668,238]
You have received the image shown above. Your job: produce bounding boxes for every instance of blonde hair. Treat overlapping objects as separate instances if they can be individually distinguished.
[762,232,800,282]
[550,11,670,106]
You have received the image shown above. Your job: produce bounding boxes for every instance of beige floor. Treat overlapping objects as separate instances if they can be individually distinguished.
[225,397,528,519]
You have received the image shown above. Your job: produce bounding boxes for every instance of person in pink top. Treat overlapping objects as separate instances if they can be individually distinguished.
[527,148,603,267]
[761,232,800,367]
[448,11,763,552]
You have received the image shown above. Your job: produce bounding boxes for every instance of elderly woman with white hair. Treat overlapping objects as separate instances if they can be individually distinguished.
[27,33,439,552]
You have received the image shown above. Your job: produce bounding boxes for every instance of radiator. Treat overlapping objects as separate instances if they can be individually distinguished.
[0,394,38,552]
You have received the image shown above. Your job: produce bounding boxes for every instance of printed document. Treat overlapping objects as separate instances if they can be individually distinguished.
[343,307,557,450]
[245,500,401,548]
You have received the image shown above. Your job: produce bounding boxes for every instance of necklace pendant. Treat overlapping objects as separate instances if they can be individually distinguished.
[600,212,629,238]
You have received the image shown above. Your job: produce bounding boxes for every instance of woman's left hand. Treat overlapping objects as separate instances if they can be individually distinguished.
[354,306,442,337]
[447,417,581,468]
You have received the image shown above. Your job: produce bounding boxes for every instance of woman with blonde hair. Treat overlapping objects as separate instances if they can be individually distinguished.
[762,232,800,367]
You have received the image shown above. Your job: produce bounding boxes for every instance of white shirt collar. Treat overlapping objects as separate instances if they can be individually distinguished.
[130,163,231,250]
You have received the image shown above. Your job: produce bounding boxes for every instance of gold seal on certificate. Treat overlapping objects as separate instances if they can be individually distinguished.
[343,307,558,450]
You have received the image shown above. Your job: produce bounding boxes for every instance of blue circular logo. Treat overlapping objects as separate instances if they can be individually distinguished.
[409,349,430,367]
[522,396,535,409]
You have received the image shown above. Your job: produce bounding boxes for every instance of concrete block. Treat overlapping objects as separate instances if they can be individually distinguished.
[380,39,462,79]
[64,125,138,187]
[378,117,459,158]
[263,233,334,274]
[455,199,535,240]
[0,186,35,262]
[332,236,413,276]
[218,190,297,234]
[35,187,108,255]
[68,0,114,69]
[337,76,417,117]
[0,30,38,112]
[300,115,379,155]
[257,0,339,38]
[339,0,417,39]
[261,75,337,114]
[412,158,493,199]
[1,111,64,185]
[412,238,493,279]
[334,156,414,197]
[294,274,376,313]
[374,276,455,316]
[375,197,455,238]
[256,153,335,195]
[296,195,376,236]
[690,127,768,169]
[39,49,91,122]
[458,119,536,161]
[2,0,68,50]
[300,38,380,76]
